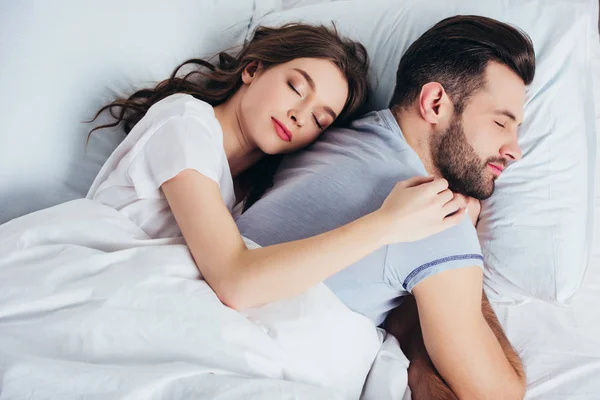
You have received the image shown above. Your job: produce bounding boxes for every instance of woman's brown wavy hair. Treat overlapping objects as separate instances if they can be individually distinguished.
[88,23,370,211]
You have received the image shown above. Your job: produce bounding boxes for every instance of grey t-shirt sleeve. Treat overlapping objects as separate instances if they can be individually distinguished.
[384,216,484,292]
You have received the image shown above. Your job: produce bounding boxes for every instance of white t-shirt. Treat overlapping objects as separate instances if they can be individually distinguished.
[87,93,235,239]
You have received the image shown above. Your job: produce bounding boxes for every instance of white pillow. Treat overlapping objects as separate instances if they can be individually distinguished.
[0,0,254,224]
[250,0,599,304]
[591,1,600,194]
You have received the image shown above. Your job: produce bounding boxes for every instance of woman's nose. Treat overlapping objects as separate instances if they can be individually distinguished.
[288,109,306,127]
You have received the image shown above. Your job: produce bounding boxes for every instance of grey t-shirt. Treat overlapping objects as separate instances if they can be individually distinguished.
[236,109,483,326]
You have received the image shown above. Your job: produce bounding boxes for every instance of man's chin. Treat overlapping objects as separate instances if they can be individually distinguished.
[448,178,494,201]
[471,191,493,201]
[469,180,495,201]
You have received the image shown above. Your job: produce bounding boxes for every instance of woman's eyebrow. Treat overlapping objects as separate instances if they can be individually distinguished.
[293,68,338,119]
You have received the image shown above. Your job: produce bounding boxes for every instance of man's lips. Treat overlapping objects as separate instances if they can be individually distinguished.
[487,163,505,177]
[271,117,292,142]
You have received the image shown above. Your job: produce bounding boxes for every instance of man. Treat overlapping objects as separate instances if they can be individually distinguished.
[236,15,535,400]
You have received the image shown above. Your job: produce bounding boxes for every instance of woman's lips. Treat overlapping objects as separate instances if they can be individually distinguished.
[272,117,292,142]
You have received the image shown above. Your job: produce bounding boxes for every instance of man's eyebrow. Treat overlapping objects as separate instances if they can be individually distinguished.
[494,109,522,126]
[293,68,338,120]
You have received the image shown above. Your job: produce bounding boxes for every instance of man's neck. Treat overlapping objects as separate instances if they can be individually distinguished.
[392,106,438,177]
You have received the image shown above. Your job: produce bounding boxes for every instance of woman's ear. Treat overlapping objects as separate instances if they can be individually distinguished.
[241,61,263,84]
[418,82,452,124]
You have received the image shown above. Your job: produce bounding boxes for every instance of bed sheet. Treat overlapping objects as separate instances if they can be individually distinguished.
[0,199,408,400]
[490,212,600,399]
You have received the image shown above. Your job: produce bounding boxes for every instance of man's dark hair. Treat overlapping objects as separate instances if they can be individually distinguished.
[389,15,535,114]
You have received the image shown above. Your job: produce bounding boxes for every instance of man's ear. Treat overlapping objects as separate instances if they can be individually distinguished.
[241,61,263,84]
[418,82,452,124]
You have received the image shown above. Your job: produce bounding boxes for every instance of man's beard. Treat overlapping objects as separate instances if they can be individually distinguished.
[431,115,505,200]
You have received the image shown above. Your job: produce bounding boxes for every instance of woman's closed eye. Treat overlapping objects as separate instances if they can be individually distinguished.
[313,114,324,130]
[495,121,505,128]
[288,82,302,97]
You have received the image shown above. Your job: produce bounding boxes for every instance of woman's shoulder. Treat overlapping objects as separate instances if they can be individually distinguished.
[146,93,220,131]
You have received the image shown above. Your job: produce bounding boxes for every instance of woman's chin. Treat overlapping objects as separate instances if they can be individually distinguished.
[257,141,288,156]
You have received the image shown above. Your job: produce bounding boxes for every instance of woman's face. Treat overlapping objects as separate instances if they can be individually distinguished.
[238,57,349,155]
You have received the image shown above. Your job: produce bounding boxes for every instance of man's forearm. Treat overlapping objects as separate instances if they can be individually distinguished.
[385,292,526,399]
[385,296,458,400]
[480,291,525,383]
[403,324,459,400]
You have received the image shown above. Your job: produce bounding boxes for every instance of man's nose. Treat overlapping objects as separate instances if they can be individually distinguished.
[501,137,523,161]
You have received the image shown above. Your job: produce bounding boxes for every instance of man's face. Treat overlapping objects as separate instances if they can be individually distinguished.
[431,62,526,200]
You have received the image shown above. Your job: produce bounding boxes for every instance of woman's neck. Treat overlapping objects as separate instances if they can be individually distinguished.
[213,90,264,177]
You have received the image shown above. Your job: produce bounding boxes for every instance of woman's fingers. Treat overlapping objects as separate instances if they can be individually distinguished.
[443,207,467,227]
[442,194,466,215]
[402,175,435,188]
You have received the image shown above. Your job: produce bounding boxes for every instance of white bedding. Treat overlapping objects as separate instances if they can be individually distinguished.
[1,199,596,400]
[0,199,409,400]
[489,6,600,398]
[490,199,600,399]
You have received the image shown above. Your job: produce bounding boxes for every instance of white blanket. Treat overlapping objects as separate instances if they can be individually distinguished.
[0,199,408,400]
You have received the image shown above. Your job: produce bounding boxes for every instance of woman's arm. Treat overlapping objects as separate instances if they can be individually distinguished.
[163,169,464,310]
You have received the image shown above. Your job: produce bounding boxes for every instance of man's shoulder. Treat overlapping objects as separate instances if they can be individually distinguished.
[384,217,483,292]
[326,109,398,138]
[274,108,424,201]
[287,109,411,171]
[352,109,396,127]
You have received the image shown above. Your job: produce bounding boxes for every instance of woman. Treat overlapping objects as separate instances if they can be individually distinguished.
[87,23,467,310]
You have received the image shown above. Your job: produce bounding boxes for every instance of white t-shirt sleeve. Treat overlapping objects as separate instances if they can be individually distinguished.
[127,114,223,199]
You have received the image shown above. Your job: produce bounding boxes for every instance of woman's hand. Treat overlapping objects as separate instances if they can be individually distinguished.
[453,194,481,227]
[378,176,467,243]
[466,197,481,227]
